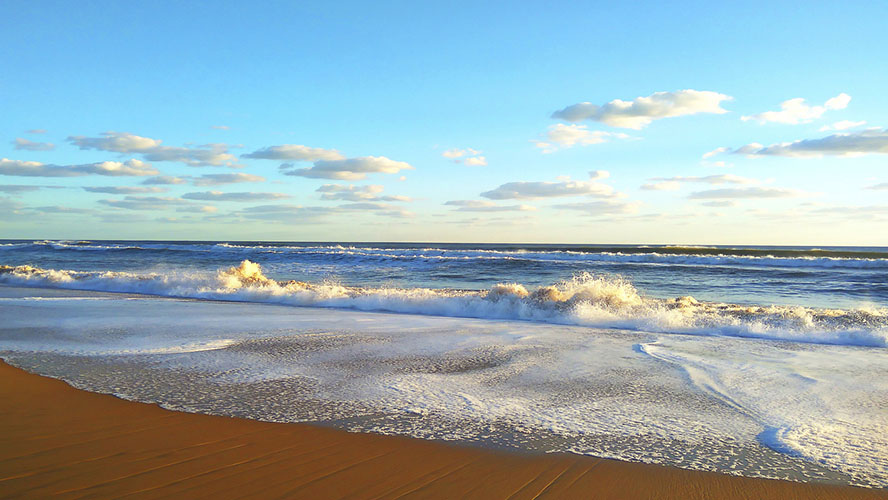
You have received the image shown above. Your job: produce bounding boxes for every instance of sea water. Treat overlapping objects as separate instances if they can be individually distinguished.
[1,240,886,488]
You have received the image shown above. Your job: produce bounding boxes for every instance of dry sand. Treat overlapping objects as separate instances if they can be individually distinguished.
[1,360,884,499]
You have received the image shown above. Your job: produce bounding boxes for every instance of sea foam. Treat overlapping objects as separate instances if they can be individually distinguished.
[2,260,886,347]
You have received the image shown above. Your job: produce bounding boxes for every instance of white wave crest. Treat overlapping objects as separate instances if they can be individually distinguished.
[2,261,886,347]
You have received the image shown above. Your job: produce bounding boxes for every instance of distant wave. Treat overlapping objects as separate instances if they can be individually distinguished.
[3,240,887,270]
[2,261,885,348]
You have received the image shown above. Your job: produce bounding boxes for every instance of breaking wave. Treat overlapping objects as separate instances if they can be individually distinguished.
[2,260,886,347]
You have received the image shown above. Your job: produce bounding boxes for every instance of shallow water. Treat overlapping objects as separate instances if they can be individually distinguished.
[2,286,885,488]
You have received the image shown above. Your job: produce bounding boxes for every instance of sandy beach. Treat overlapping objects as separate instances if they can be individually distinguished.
[1,360,883,499]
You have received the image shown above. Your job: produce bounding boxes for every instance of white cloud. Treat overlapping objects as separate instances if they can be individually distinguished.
[444,200,536,212]
[69,132,237,167]
[141,175,187,185]
[819,120,867,132]
[26,129,47,134]
[230,202,412,222]
[23,205,99,215]
[13,138,55,151]
[442,148,480,159]
[99,196,192,210]
[731,128,888,158]
[70,132,161,151]
[588,170,610,181]
[242,144,344,161]
[534,124,629,153]
[83,186,168,194]
[212,125,230,130]
[463,156,487,166]
[825,93,852,109]
[442,148,486,166]
[866,182,888,190]
[337,202,413,217]
[687,187,804,199]
[641,174,758,191]
[316,184,411,202]
[741,93,850,124]
[182,191,291,202]
[551,90,731,129]
[0,158,157,177]
[553,200,642,216]
[282,156,414,180]
[192,173,266,186]
[641,181,681,191]
[702,147,730,159]
[481,178,615,200]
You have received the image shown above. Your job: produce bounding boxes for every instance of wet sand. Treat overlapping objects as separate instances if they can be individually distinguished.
[0,361,884,499]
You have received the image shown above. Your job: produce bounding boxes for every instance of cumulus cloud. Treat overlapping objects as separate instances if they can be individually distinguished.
[819,120,867,132]
[69,132,237,167]
[99,196,193,210]
[316,184,411,202]
[242,144,344,161]
[702,147,730,159]
[731,128,888,158]
[141,175,187,185]
[641,174,758,191]
[463,156,487,166]
[687,187,804,199]
[553,200,642,216]
[0,158,157,177]
[534,124,629,153]
[442,148,480,159]
[742,93,851,125]
[282,156,414,180]
[481,174,616,200]
[442,148,487,166]
[192,173,266,186]
[588,170,610,181]
[444,200,536,212]
[182,191,291,202]
[13,138,55,151]
[867,182,888,190]
[83,186,168,194]
[551,90,731,130]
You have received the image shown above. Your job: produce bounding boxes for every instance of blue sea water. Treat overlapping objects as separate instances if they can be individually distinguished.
[2,239,887,309]
[2,240,888,487]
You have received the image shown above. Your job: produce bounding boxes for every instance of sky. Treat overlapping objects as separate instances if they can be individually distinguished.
[2,1,887,245]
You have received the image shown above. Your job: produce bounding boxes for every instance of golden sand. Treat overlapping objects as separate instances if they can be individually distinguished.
[0,361,884,499]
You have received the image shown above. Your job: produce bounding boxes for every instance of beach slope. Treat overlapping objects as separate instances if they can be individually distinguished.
[0,361,883,499]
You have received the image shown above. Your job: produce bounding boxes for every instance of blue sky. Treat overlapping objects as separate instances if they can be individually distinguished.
[2,1,887,244]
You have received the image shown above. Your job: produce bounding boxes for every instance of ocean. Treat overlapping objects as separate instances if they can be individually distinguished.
[1,240,886,488]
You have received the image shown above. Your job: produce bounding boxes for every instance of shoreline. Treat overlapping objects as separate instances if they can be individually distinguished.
[1,360,884,499]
